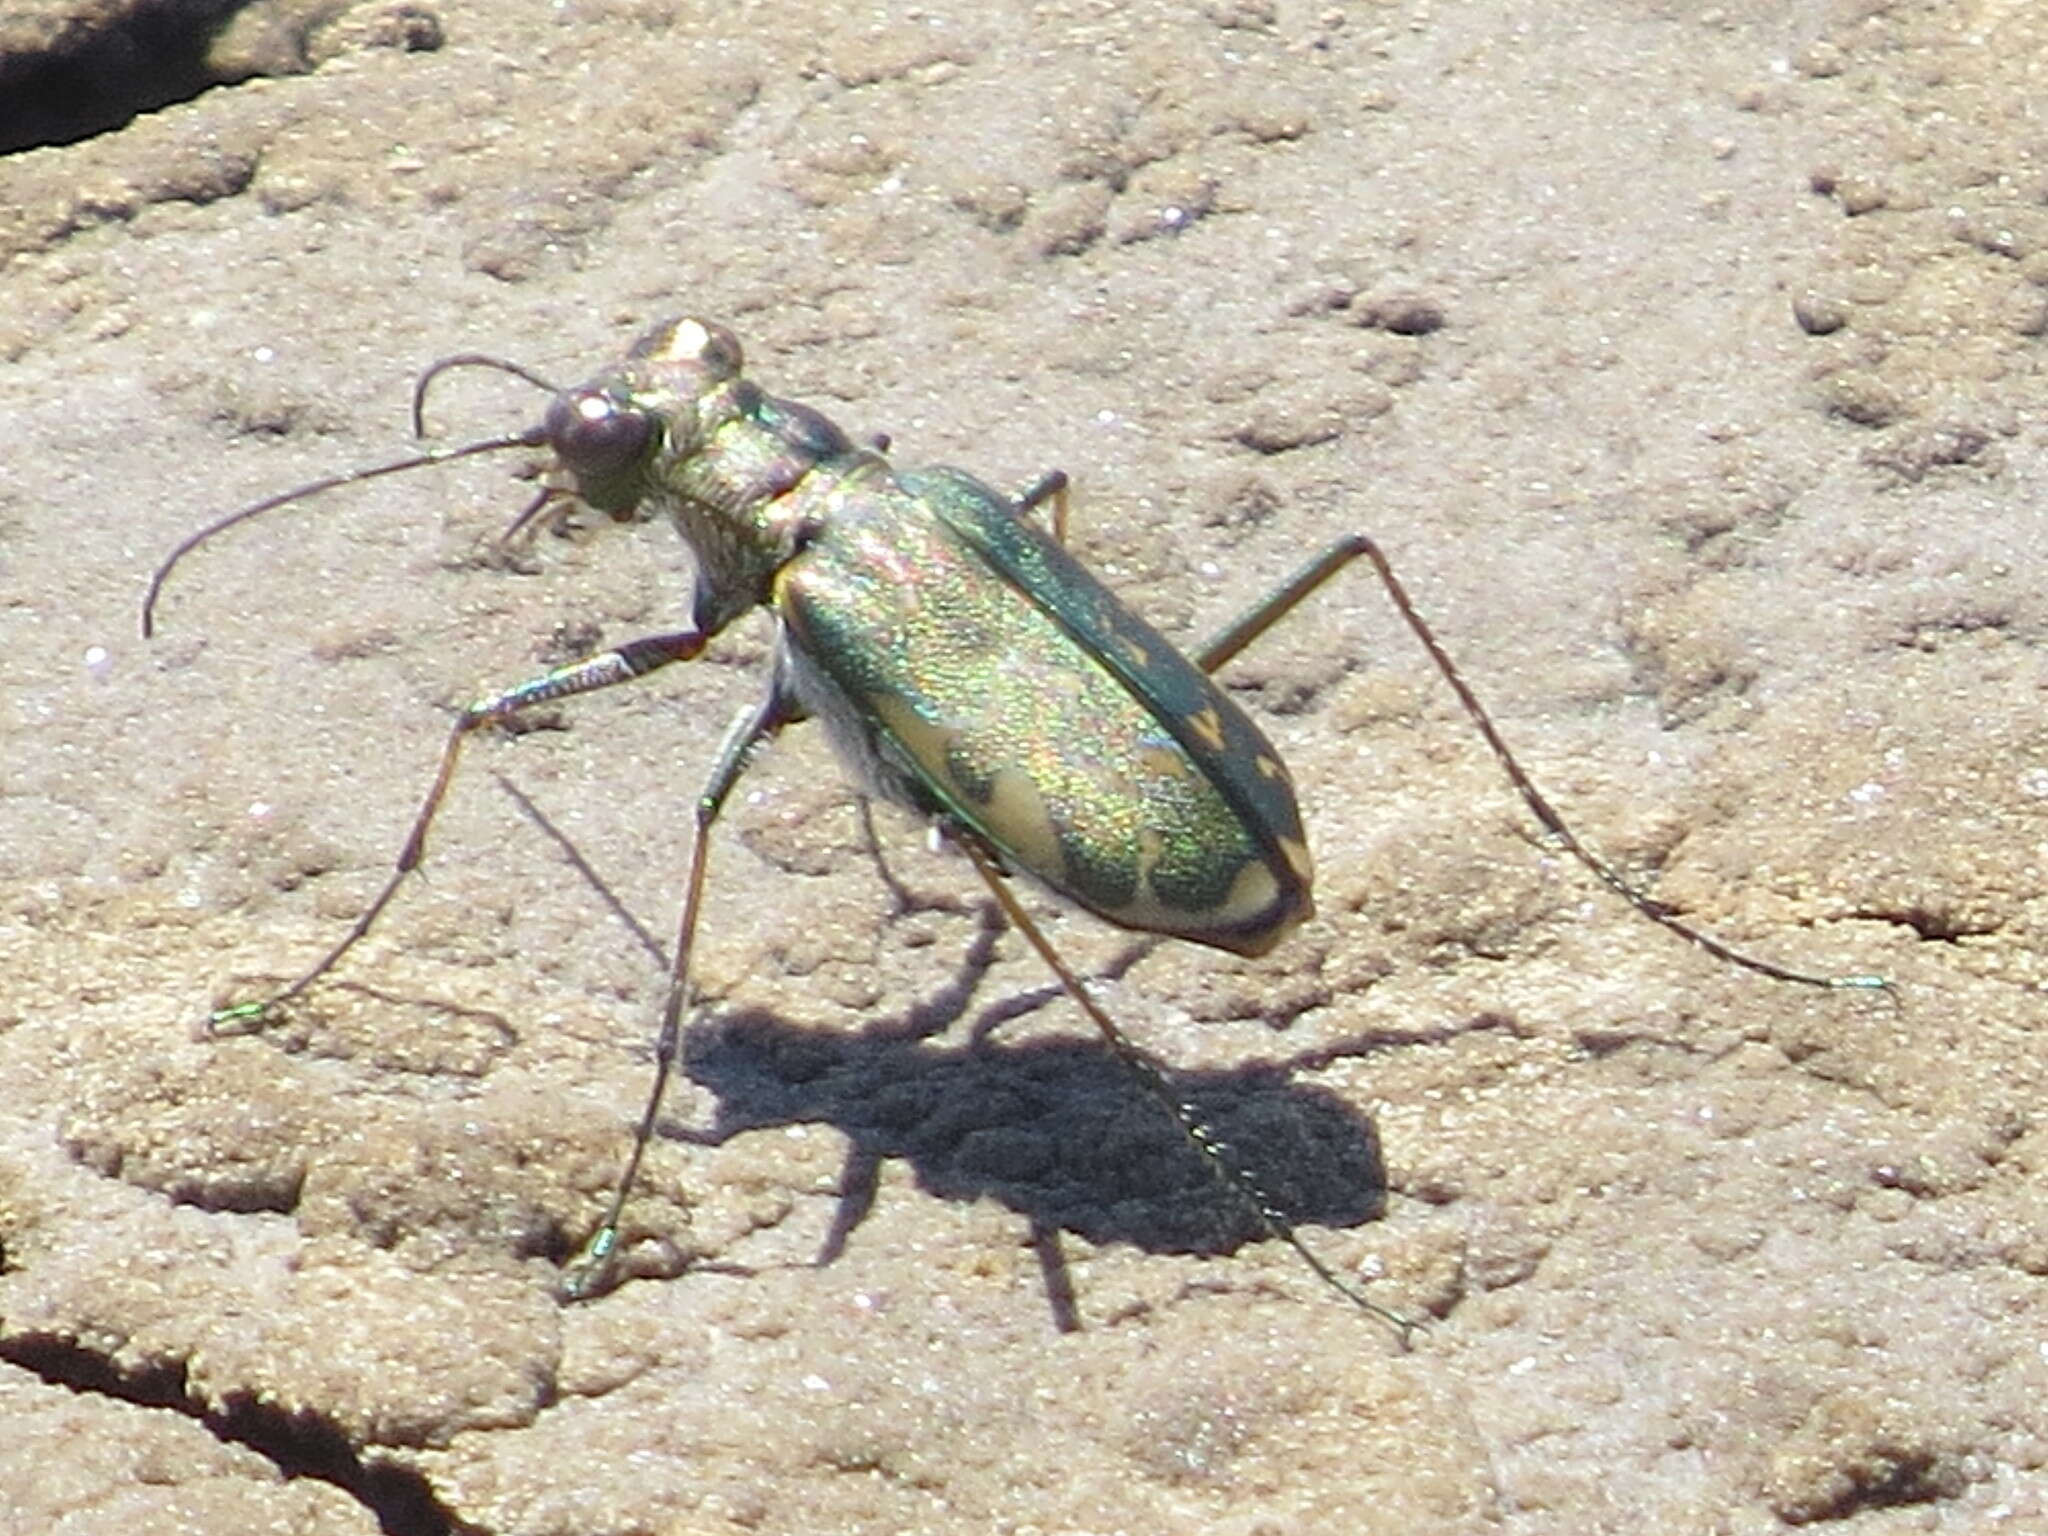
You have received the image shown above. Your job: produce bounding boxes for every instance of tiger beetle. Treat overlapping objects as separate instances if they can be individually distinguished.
[142,316,1887,1341]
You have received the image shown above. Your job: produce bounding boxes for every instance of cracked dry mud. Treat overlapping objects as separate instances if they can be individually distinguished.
[3,2,2046,1533]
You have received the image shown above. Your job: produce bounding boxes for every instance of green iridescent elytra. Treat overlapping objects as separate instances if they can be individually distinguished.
[570,317,1314,956]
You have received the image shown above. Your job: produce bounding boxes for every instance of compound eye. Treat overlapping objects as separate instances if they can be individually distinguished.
[546,389,652,479]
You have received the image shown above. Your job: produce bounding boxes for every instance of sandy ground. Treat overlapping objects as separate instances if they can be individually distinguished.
[3,1,2046,1532]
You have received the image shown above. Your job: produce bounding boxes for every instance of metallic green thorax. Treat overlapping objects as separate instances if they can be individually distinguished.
[553,317,1315,956]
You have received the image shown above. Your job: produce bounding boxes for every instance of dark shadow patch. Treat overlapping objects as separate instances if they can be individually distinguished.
[1,1,251,153]
[676,1009,1388,1265]
[0,0,442,154]
[0,1332,476,1536]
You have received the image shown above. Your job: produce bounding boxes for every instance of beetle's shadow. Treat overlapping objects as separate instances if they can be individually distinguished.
[668,1003,1388,1316]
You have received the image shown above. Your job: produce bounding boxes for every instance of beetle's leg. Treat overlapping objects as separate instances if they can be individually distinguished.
[1190,536,1366,675]
[1196,534,1889,995]
[951,831,1419,1344]
[1012,469,1071,545]
[209,629,710,1030]
[562,675,802,1300]
[850,795,983,919]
